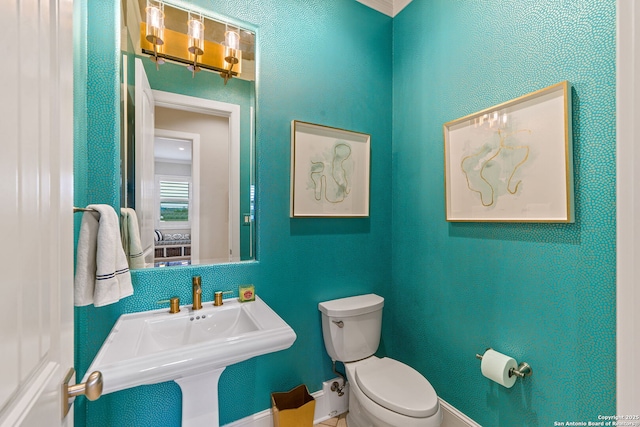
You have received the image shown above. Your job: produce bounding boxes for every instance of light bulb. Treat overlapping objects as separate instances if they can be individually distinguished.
[225,29,240,51]
[188,14,205,55]
[145,1,165,45]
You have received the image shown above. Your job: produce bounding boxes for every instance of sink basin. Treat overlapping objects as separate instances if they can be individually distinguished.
[85,296,296,396]
[137,303,259,356]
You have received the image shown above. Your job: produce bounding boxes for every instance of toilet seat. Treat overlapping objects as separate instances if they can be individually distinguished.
[355,357,438,418]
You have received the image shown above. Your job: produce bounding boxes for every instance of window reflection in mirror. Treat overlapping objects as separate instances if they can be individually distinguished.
[120,0,256,269]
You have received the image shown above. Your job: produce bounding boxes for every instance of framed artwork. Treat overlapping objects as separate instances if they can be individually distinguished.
[290,121,370,217]
[444,81,574,222]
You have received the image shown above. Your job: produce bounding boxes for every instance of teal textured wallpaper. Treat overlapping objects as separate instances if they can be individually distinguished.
[74,1,122,425]
[391,0,616,425]
[75,0,392,426]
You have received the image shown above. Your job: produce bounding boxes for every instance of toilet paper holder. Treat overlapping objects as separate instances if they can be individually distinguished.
[475,348,533,379]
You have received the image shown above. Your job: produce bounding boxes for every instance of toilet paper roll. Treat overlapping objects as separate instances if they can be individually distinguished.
[480,349,518,388]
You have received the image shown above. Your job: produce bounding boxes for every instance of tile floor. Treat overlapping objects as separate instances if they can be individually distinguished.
[315,412,348,427]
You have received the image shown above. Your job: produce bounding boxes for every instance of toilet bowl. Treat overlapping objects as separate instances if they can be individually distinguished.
[318,294,442,427]
[345,356,442,427]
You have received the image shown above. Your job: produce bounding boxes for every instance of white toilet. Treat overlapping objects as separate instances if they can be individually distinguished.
[318,294,443,427]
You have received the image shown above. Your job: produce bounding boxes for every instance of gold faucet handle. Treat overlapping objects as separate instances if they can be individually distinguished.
[157,297,181,313]
[213,290,234,306]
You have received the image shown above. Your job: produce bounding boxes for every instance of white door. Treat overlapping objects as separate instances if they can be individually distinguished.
[135,58,156,265]
[0,0,76,426]
[617,0,640,414]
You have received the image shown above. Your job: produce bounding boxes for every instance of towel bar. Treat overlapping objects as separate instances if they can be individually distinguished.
[73,206,97,213]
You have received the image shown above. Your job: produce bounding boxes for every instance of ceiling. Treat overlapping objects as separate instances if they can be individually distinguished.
[356,0,413,17]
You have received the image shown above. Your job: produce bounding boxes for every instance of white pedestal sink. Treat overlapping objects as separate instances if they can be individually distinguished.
[84,296,296,427]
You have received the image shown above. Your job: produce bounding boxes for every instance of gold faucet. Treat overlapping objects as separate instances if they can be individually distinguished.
[192,276,202,310]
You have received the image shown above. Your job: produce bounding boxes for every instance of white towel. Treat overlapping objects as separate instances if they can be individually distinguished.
[120,208,145,270]
[74,204,134,307]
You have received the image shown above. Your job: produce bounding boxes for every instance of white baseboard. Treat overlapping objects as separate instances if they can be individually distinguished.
[223,381,480,427]
[223,410,271,427]
[439,398,482,427]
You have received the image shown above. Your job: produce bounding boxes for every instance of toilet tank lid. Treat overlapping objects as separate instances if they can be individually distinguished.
[318,294,384,317]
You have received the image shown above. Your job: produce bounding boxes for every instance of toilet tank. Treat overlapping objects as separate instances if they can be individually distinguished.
[318,294,384,362]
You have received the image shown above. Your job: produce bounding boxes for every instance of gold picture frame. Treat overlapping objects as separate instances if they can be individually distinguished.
[290,121,371,218]
[443,81,574,222]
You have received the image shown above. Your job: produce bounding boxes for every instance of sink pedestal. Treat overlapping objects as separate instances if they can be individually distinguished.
[175,368,226,427]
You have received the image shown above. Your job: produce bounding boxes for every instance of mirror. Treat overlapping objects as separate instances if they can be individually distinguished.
[120,0,256,268]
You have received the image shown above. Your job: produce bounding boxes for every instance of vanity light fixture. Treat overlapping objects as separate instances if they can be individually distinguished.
[220,24,240,85]
[145,0,165,69]
[140,2,246,80]
[187,12,205,77]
